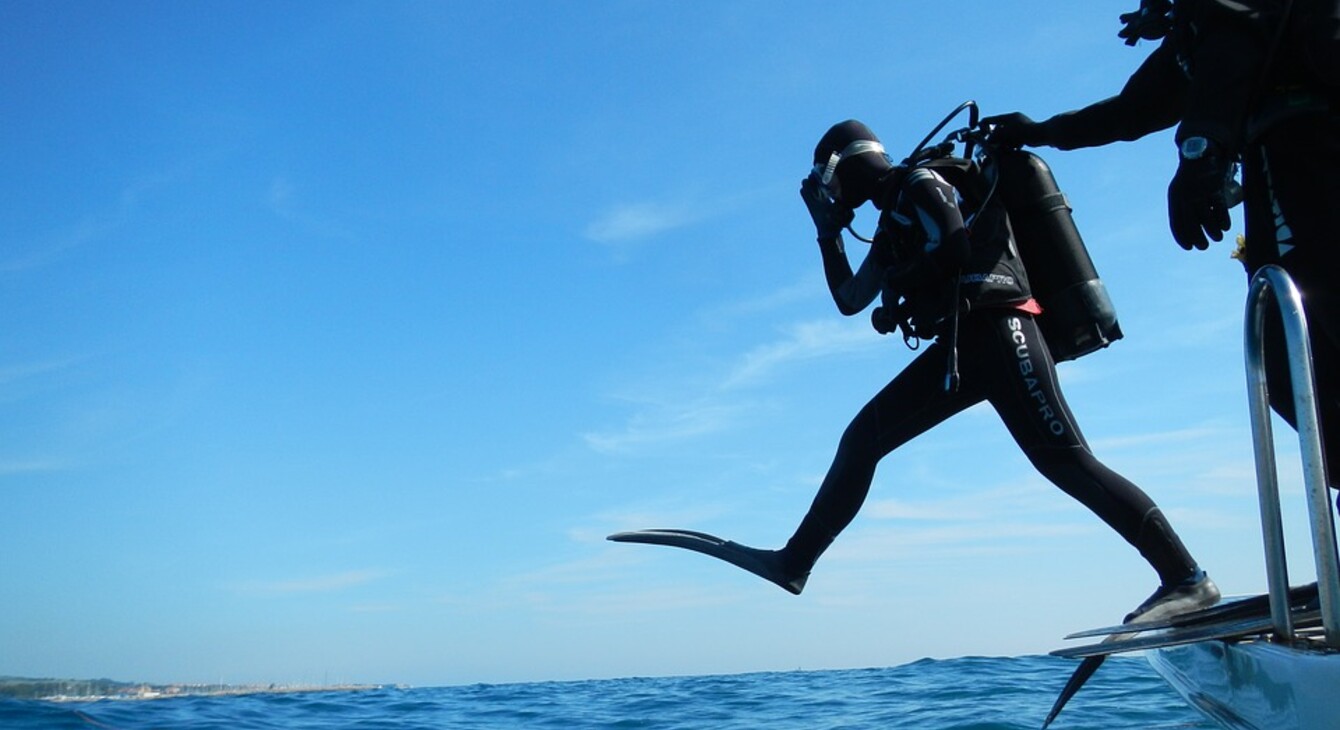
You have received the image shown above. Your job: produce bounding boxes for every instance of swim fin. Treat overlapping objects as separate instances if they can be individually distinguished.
[607,528,808,595]
[1052,608,1321,659]
[1041,653,1108,730]
[1042,572,1221,728]
[1063,582,1318,640]
[1041,601,1318,728]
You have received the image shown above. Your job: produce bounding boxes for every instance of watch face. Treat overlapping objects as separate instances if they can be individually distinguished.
[1181,137,1209,160]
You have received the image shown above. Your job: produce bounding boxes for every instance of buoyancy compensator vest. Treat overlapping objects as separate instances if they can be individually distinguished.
[990,149,1124,362]
[871,101,1121,361]
[901,158,1031,296]
[871,156,1033,341]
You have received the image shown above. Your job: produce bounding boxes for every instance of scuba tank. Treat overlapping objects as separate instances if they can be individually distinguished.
[993,149,1123,362]
[866,102,1123,364]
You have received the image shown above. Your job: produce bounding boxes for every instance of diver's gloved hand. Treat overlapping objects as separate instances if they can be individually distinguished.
[800,176,854,240]
[1167,136,1235,251]
[871,306,898,335]
[979,112,1047,149]
[1118,0,1174,46]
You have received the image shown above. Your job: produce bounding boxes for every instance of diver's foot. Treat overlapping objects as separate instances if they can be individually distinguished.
[1124,569,1221,624]
[723,542,810,595]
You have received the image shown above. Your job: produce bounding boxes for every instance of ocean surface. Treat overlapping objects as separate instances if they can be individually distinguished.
[1,655,1216,730]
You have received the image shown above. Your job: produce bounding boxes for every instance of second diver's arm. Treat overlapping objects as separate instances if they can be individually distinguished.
[1041,39,1188,149]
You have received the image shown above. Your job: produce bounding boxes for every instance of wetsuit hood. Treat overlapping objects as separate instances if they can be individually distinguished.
[812,119,894,208]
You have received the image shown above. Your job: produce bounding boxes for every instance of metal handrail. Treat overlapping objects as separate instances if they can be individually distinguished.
[1243,264,1340,647]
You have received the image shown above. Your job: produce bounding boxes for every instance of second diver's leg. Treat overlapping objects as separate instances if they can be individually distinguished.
[1261,266,1340,514]
[1252,120,1340,510]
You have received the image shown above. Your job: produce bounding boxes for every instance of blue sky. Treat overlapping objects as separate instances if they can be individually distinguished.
[2,1,1321,688]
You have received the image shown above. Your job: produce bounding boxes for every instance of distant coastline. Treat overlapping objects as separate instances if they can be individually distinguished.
[0,676,386,702]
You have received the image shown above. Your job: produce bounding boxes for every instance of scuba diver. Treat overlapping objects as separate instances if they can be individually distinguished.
[984,0,1340,510]
[612,117,1220,625]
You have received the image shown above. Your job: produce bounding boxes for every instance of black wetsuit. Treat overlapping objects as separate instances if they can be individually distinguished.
[796,158,1199,586]
[1032,0,1340,477]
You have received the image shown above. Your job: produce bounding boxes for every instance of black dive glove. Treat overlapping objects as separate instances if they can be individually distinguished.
[979,112,1048,149]
[800,176,854,240]
[871,306,899,335]
[1167,137,1236,251]
[1118,0,1173,46]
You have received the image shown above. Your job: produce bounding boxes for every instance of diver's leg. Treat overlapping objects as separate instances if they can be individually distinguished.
[1261,263,1340,514]
[970,310,1216,617]
[775,342,982,592]
[1253,119,1340,507]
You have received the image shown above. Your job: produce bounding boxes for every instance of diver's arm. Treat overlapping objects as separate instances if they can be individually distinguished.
[822,237,881,316]
[1177,3,1275,150]
[1042,40,1187,149]
[803,175,874,316]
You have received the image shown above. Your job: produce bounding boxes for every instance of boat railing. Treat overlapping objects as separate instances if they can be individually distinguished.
[1243,264,1340,648]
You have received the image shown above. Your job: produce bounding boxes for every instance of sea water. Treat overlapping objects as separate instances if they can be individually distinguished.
[0,655,1216,729]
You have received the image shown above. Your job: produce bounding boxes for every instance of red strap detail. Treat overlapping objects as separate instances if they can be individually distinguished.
[1014,298,1044,315]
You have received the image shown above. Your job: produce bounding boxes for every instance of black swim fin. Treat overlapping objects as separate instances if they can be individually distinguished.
[1043,573,1223,728]
[1052,608,1321,659]
[1041,653,1108,729]
[1063,582,1318,640]
[607,528,808,595]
